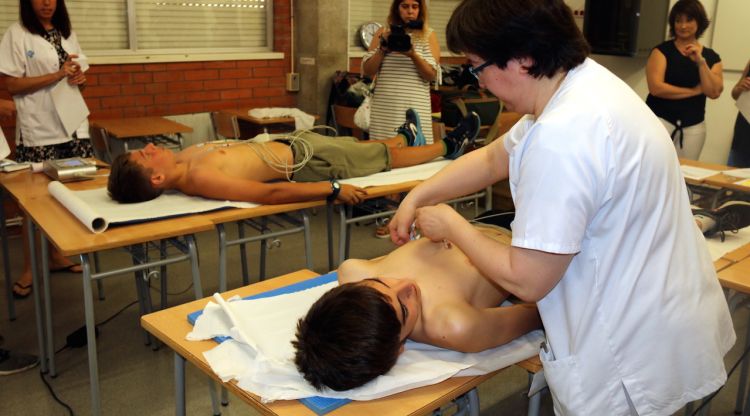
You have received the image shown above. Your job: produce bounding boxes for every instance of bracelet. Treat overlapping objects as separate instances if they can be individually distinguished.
[327,179,341,202]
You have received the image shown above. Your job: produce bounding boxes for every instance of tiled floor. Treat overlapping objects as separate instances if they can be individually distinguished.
[0,205,748,415]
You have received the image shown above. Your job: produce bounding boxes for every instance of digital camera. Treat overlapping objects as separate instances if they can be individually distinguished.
[381,20,424,52]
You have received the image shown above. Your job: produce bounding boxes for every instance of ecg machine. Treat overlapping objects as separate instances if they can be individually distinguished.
[43,157,97,182]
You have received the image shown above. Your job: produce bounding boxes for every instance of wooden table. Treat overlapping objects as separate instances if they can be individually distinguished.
[220,108,318,138]
[91,116,193,158]
[0,169,215,416]
[142,269,503,416]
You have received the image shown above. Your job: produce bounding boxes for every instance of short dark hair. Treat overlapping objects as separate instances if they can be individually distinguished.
[292,282,402,391]
[446,0,589,78]
[20,0,72,38]
[668,0,710,39]
[107,153,163,203]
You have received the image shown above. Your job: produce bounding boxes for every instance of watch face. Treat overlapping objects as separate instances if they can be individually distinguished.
[359,22,383,49]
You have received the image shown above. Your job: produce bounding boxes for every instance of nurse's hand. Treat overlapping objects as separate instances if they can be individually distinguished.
[413,204,463,243]
[389,201,417,246]
[0,99,14,119]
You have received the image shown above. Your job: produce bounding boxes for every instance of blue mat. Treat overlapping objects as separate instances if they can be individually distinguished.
[187,272,351,415]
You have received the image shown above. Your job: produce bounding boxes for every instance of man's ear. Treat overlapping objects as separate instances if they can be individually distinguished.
[149,172,166,188]
[516,57,534,73]
[398,343,405,355]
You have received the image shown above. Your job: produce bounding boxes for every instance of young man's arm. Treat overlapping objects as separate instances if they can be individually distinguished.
[424,302,541,353]
[185,167,367,205]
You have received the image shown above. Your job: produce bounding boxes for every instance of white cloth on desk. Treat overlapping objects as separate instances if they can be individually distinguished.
[704,226,750,261]
[248,107,315,130]
[187,284,544,403]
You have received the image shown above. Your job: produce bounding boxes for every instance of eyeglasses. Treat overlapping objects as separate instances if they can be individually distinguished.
[468,61,493,79]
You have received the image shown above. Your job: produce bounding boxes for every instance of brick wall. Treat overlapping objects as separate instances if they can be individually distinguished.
[0,0,294,134]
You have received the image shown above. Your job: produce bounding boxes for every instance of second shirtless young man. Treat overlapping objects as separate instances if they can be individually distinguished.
[292,224,542,391]
[107,110,479,205]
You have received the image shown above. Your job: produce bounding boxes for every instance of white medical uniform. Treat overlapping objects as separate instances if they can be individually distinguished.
[504,58,735,415]
[0,22,89,147]
[0,127,10,159]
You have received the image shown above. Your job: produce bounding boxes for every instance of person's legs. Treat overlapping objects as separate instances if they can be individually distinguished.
[390,142,446,168]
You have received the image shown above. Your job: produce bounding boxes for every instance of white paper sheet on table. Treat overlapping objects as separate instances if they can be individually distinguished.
[187,284,544,403]
[47,159,451,233]
[723,168,750,179]
[681,165,720,181]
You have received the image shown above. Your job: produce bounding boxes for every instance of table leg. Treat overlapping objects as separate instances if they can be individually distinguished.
[737,310,750,413]
[238,222,249,286]
[302,210,313,270]
[187,235,203,299]
[28,220,48,374]
[81,254,102,416]
[1,188,15,320]
[338,206,348,267]
[40,234,56,377]
[174,353,186,416]
[217,224,227,292]
[467,388,480,416]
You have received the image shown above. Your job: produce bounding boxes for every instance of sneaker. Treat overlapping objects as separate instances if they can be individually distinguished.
[443,111,481,159]
[695,201,750,241]
[0,348,39,376]
[396,108,426,147]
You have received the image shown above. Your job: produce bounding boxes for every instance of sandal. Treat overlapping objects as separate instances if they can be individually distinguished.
[12,282,32,299]
[374,224,391,239]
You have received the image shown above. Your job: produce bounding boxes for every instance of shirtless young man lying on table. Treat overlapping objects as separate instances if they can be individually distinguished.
[107,110,480,205]
[292,224,542,391]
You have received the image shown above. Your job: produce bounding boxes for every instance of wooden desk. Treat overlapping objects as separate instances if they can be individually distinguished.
[0,170,214,416]
[91,116,193,158]
[142,269,500,416]
[220,108,318,138]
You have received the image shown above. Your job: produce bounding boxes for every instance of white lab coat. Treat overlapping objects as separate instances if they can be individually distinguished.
[0,22,89,147]
[0,127,9,159]
[505,58,735,415]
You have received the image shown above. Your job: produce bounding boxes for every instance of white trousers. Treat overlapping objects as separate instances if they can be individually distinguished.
[658,118,706,160]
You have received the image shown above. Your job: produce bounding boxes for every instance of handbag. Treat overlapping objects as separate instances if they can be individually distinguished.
[354,95,371,131]
[441,86,501,128]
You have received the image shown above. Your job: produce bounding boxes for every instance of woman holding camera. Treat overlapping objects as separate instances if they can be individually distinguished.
[362,0,440,145]
[0,0,92,298]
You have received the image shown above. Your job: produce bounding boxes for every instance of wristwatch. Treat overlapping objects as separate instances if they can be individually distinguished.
[327,179,341,202]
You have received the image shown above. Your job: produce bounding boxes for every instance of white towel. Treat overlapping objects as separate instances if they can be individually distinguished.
[188,283,544,403]
[248,107,316,130]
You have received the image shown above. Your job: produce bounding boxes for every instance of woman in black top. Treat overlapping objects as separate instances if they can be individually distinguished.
[728,59,750,167]
[646,0,723,160]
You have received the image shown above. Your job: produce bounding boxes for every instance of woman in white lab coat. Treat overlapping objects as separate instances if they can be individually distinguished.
[0,0,92,298]
[390,0,735,414]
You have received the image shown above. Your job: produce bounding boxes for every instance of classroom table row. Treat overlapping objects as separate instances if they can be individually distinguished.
[0,162,490,416]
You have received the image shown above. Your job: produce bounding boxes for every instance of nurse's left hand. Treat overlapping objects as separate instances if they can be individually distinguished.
[414,204,463,243]
[68,71,86,86]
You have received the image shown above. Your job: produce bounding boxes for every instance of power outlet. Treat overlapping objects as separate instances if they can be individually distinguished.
[286,73,300,92]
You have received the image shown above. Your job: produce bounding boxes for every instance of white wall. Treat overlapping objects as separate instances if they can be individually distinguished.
[569,0,743,164]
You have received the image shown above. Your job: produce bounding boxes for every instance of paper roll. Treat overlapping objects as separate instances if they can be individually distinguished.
[48,181,108,233]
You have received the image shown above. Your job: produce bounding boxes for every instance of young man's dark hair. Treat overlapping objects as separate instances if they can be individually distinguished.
[668,0,710,39]
[107,153,164,203]
[292,282,402,391]
[445,0,589,79]
[20,0,72,38]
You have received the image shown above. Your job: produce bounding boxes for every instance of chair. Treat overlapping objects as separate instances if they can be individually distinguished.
[88,126,112,164]
[330,104,365,139]
[210,111,241,140]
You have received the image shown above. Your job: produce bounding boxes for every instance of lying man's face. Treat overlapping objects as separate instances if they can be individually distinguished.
[361,277,422,344]
[129,142,175,173]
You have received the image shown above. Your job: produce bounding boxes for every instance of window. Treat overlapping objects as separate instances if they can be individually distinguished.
[0,0,273,61]
[348,0,460,54]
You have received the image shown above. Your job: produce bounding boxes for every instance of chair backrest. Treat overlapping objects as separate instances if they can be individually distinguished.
[88,126,112,164]
[210,111,241,140]
[331,105,364,139]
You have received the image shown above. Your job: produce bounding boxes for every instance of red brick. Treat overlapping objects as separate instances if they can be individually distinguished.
[185,70,219,81]
[237,78,268,89]
[121,84,145,95]
[155,93,186,105]
[204,79,238,90]
[132,73,153,83]
[167,81,204,93]
[167,62,205,71]
[269,96,296,107]
[254,87,286,97]
[254,67,284,78]
[185,91,222,102]
[101,96,137,108]
[220,69,253,79]
[87,65,120,74]
[168,102,206,115]
[98,73,133,85]
[120,64,145,73]
[144,64,168,72]
[90,109,123,119]
[144,83,168,94]
[236,61,269,69]
[204,61,237,69]
[83,85,122,98]
[220,89,253,100]
[154,71,183,83]
[123,107,147,117]
[135,95,154,106]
